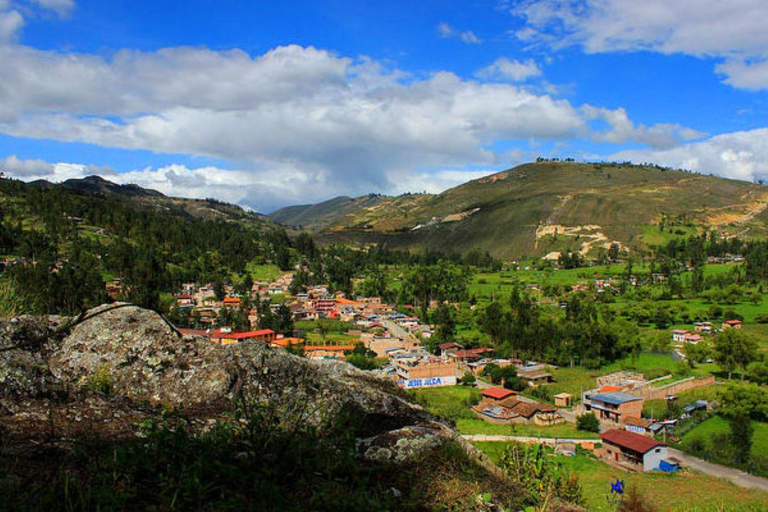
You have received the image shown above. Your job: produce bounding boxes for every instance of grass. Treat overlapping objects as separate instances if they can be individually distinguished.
[472,442,768,511]
[304,331,358,345]
[456,418,599,439]
[548,367,603,402]
[642,385,721,420]
[678,415,768,459]
[245,262,283,282]
[411,386,599,439]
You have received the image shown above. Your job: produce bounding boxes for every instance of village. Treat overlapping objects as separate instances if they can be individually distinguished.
[165,268,735,482]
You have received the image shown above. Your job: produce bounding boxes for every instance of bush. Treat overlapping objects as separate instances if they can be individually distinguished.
[459,372,476,386]
[576,413,600,433]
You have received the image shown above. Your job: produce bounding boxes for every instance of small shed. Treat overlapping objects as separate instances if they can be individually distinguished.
[659,457,681,472]
[554,392,573,408]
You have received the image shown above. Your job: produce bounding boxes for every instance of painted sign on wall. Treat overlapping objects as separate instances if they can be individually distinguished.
[399,376,457,389]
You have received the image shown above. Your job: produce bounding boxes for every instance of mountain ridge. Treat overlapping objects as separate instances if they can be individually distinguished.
[270,161,768,258]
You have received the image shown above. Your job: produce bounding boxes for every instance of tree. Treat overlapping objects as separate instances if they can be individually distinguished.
[576,413,600,433]
[719,383,768,465]
[713,329,759,380]
[683,341,712,367]
[747,361,768,385]
[432,303,457,343]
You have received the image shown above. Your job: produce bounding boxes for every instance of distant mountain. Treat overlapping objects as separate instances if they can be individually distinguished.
[57,175,165,198]
[271,161,768,259]
[12,174,272,229]
[269,194,390,230]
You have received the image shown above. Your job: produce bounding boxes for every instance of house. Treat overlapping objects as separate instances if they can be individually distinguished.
[473,398,562,426]
[394,357,459,388]
[222,297,242,308]
[481,387,519,402]
[723,319,742,330]
[583,392,643,425]
[683,333,703,344]
[682,400,709,417]
[439,342,463,357]
[671,329,688,343]
[600,429,669,472]
[554,393,573,408]
[175,294,195,308]
[694,321,712,333]
[517,367,553,386]
[623,416,653,436]
[210,328,276,345]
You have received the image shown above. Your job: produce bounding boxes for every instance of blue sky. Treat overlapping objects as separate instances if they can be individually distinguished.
[1,0,768,212]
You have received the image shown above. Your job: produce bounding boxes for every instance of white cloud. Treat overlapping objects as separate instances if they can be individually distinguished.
[0,154,52,176]
[476,57,542,82]
[613,128,768,182]
[437,22,481,44]
[510,0,768,90]
[583,106,706,149]
[31,0,74,17]
[0,18,706,207]
[0,43,609,196]
[0,8,22,41]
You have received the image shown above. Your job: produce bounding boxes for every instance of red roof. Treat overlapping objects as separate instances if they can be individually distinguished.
[175,294,194,300]
[599,385,623,393]
[439,342,463,350]
[210,329,275,340]
[725,320,742,325]
[482,387,518,400]
[601,429,665,454]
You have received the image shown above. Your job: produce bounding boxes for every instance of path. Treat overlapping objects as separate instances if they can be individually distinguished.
[381,319,420,346]
[668,448,768,493]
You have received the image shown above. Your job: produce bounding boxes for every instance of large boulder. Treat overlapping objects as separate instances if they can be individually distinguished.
[49,304,232,408]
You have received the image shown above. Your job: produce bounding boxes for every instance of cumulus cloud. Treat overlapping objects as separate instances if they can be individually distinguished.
[476,57,542,82]
[0,42,620,198]
[613,128,768,182]
[0,154,52,176]
[583,106,706,149]
[0,10,707,209]
[510,0,768,90]
[437,22,481,44]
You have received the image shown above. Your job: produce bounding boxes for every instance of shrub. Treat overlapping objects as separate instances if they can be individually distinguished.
[87,363,112,395]
[576,413,600,433]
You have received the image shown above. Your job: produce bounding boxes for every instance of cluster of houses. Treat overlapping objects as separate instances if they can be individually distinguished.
[580,371,712,440]
[671,319,741,347]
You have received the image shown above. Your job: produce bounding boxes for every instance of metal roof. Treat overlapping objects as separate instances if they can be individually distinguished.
[589,392,642,405]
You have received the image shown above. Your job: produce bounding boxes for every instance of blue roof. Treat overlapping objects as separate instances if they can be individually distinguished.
[590,392,642,405]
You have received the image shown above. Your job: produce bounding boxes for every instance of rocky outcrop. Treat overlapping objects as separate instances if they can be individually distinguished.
[3,304,457,455]
[1,304,543,511]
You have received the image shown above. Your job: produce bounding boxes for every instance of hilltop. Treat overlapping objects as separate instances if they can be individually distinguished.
[270,161,768,259]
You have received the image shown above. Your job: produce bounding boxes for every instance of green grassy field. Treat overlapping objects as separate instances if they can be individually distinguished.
[410,386,599,439]
[678,415,768,459]
[245,262,283,282]
[472,442,768,511]
[456,418,599,439]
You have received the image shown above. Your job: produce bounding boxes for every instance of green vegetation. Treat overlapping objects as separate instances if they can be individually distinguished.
[473,443,768,511]
[1,409,527,512]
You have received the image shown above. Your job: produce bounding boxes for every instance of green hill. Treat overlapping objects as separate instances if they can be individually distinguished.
[271,161,768,259]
